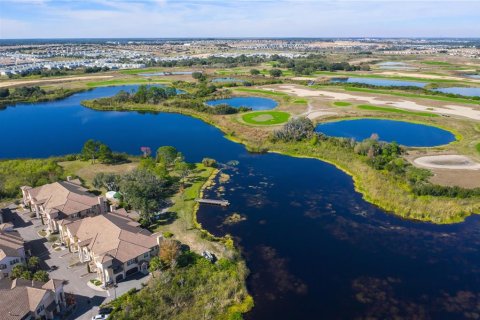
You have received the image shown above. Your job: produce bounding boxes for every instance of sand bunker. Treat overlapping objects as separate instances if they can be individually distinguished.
[267,85,480,121]
[414,155,480,170]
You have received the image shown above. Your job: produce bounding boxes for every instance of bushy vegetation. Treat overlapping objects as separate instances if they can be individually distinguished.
[92,146,199,226]
[274,54,368,75]
[82,83,252,115]
[11,257,49,282]
[0,86,83,107]
[272,117,315,141]
[0,159,65,200]
[80,139,128,164]
[108,252,251,320]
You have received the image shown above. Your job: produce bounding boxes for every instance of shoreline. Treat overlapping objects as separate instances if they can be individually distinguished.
[79,100,479,224]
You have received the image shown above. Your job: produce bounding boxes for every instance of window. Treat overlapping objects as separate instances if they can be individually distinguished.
[144,253,149,258]
[9,259,19,265]
[0,264,6,270]
[37,305,44,313]
[127,258,136,266]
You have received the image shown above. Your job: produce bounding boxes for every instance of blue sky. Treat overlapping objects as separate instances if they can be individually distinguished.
[1,0,479,39]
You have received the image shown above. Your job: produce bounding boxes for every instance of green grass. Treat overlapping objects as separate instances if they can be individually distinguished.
[293,98,308,104]
[235,87,288,96]
[242,111,290,125]
[333,101,352,107]
[476,143,480,155]
[344,87,480,105]
[313,70,473,85]
[86,78,170,87]
[421,61,452,66]
[119,68,164,75]
[357,104,438,117]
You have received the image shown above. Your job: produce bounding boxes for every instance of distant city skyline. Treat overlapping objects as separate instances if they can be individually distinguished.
[1,0,480,39]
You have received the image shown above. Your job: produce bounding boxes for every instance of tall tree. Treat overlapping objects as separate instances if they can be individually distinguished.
[81,139,100,163]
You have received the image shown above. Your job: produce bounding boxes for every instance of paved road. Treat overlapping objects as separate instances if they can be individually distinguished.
[3,205,150,320]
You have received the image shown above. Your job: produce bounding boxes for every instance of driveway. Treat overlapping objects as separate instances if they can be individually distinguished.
[2,204,150,320]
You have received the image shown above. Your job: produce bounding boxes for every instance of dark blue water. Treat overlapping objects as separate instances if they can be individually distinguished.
[211,77,245,83]
[433,87,480,97]
[1,86,480,319]
[331,77,428,88]
[316,119,455,147]
[206,97,278,110]
[0,86,233,160]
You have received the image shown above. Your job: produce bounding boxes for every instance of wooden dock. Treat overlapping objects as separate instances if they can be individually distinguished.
[195,198,230,206]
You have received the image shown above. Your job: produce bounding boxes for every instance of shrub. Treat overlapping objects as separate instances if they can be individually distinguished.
[272,117,314,142]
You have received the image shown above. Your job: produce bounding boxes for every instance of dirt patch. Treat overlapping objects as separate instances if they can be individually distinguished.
[428,169,480,188]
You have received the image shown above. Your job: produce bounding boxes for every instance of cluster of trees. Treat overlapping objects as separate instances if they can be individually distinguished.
[272,117,315,142]
[115,85,178,104]
[144,54,266,68]
[80,139,127,164]
[92,146,197,226]
[5,66,109,79]
[267,54,368,75]
[84,66,110,73]
[107,251,250,320]
[11,256,49,282]
[0,159,65,200]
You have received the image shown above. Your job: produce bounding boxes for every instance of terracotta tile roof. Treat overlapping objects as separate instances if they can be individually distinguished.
[0,278,63,320]
[25,181,101,217]
[67,212,159,264]
[0,230,24,260]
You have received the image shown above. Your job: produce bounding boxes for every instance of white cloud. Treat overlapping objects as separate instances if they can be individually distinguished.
[1,0,479,38]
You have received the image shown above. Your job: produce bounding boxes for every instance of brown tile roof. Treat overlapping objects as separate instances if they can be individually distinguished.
[67,212,158,264]
[0,230,24,260]
[25,181,101,217]
[0,278,63,320]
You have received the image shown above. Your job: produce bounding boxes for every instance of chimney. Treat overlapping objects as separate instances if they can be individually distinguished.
[110,204,116,212]
[66,176,72,182]
[97,197,106,213]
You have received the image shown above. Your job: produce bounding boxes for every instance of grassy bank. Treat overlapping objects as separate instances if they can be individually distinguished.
[79,97,479,223]
[0,87,86,108]
[344,87,480,105]
[356,104,438,117]
[86,78,170,87]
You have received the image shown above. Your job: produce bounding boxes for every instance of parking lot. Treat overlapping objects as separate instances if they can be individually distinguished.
[2,204,150,320]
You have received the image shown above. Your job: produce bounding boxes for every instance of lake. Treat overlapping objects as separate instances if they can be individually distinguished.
[205,96,278,110]
[211,77,245,83]
[433,87,480,97]
[1,86,480,319]
[331,77,428,88]
[315,119,455,147]
[376,62,416,70]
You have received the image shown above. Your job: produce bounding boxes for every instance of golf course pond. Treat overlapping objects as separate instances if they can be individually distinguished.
[206,96,278,110]
[315,119,456,147]
[1,85,480,319]
[433,87,480,97]
[331,77,428,88]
